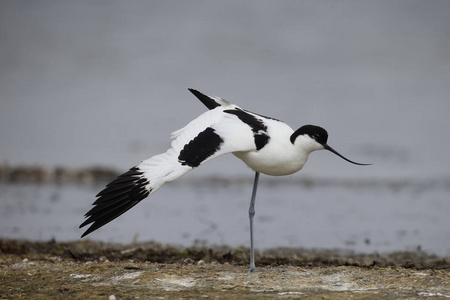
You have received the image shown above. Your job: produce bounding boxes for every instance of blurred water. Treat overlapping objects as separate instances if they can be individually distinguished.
[1,1,449,255]
[1,177,449,257]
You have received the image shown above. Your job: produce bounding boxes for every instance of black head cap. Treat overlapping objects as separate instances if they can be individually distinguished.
[290,125,328,145]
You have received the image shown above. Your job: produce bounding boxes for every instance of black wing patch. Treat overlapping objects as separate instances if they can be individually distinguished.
[178,127,224,167]
[224,108,270,150]
[80,167,150,237]
[188,88,221,110]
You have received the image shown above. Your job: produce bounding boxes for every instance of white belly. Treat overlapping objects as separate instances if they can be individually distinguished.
[233,143,308,176]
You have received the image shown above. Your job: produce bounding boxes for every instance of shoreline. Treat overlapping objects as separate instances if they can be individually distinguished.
[1,165,449,190]
[1,239,448,269]
[1,239,449,299]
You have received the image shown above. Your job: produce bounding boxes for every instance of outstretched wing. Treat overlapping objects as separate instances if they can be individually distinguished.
[80,96,257,237]
[79,166,150,237]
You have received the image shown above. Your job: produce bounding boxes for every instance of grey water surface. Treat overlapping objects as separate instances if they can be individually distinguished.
[1,177,449,256]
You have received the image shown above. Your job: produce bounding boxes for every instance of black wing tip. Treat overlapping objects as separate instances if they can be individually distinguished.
[80,219,97,238]
[188,88,201,98]
[188,88,221,110]
[80,227,93,238]
[79,166,150,238]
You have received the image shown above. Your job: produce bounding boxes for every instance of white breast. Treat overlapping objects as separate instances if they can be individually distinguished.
[233,120,309,176]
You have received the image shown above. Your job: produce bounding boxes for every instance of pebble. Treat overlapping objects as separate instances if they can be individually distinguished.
[183,258,195,265]
[197,260,205,266]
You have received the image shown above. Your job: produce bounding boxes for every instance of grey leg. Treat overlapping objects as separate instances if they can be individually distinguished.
[248,171,260,273]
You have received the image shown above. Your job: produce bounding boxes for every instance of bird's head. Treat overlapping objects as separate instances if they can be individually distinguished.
[291,125,371,166]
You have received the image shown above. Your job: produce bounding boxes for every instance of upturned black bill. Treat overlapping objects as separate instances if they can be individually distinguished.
[323,144,371,166]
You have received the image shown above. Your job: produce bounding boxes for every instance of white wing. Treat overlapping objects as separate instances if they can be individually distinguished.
[140,103,255,188]
[80,103,257,237]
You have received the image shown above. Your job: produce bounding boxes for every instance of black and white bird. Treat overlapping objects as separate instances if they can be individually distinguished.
[80,89,370,272]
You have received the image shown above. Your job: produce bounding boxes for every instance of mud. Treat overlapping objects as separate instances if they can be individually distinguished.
[1,239,450,299]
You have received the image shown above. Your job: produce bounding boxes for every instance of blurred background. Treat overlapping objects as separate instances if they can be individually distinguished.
[1,1,449,256]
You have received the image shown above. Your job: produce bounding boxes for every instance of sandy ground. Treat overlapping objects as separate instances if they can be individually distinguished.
[1,240,450,299]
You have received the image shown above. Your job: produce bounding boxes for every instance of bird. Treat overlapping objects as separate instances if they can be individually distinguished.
[80,88,370,272]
